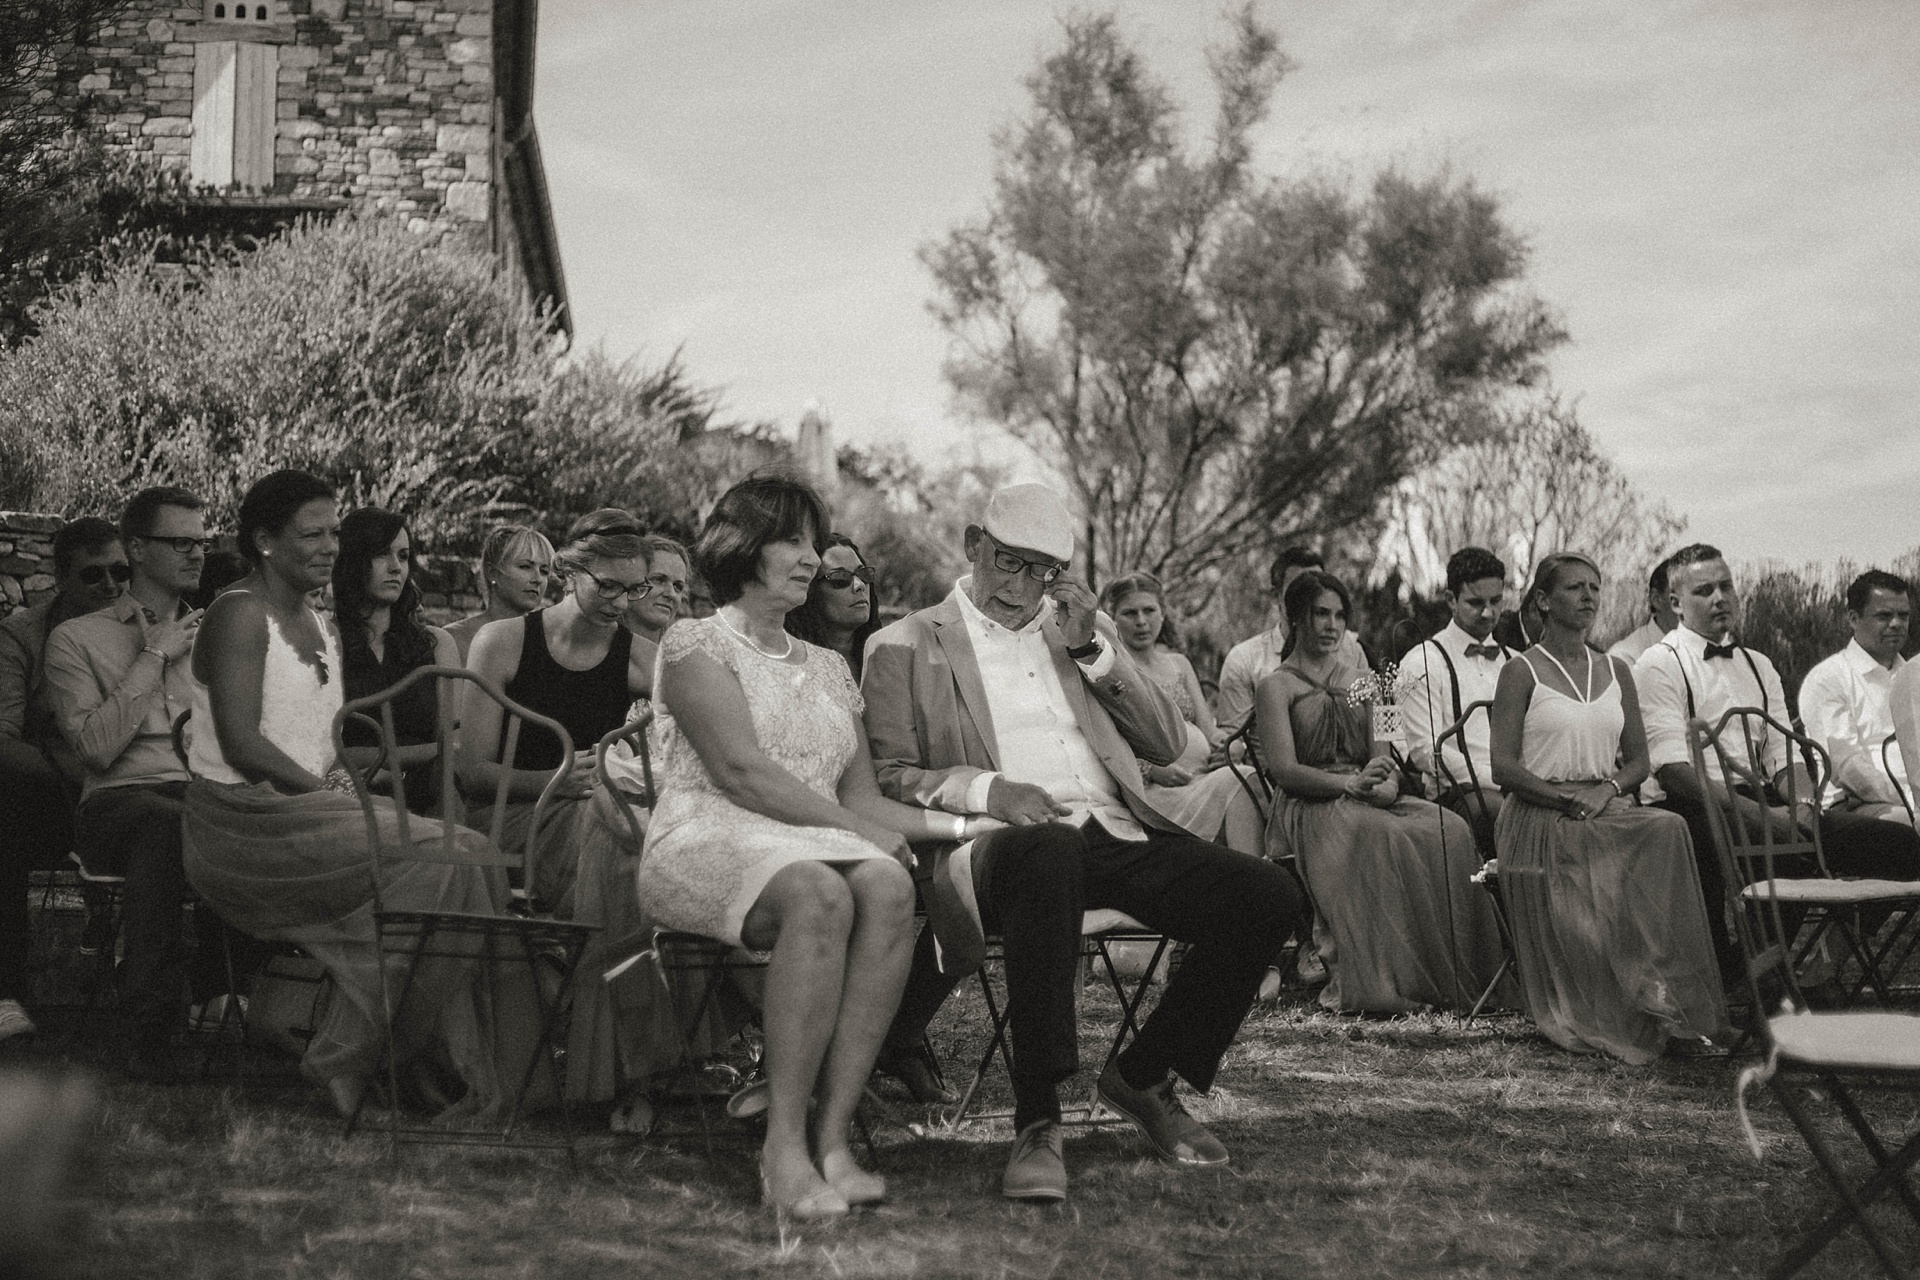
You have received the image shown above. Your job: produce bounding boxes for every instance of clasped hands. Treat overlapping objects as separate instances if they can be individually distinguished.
[1341,758,1398,807]
[1557,781,1617,821]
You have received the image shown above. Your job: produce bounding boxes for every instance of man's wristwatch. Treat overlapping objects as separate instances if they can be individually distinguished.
[1065,637,1102,664]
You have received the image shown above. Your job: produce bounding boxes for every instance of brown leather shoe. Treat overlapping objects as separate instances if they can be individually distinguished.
[1095,1064,1228,1167]
[877,1044,958,1106]
[1001,1120,1068,1201]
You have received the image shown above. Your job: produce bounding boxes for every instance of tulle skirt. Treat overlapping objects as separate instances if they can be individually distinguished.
[1496,794,1730,1063]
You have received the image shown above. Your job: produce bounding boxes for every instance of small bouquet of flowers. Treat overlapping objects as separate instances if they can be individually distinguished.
[1346,663,1424,746]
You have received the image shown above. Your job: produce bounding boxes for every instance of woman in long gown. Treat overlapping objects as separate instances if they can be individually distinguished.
[1489,553,1730,1062]
[1256,570,1509,1013]
[460,514,664,1113]
[183,470,533,1121]
[1100,573,1263,854]
[640,475,1000,1220]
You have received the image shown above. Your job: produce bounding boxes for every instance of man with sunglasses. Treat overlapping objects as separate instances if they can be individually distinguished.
[862,484,1304,1201]
[43,487,216,1079]
[0,517,127,1042]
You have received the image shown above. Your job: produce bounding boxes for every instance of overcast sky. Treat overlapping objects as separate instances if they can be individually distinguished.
[534,0,1919,568]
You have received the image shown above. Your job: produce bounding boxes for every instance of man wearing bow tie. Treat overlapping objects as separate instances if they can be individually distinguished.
[1400,547,1512,854]
[1634,544,1920,981]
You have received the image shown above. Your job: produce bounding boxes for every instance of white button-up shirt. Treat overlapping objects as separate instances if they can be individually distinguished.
[1399,621,1509,783]
[1607,619,1665,666]
[1798,639,1908,809]
[953,579,1144,841]
[1634,626,1790,803]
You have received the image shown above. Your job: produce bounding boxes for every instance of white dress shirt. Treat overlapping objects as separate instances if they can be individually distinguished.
[1607,619,1665,665]
[1215,621,1366,738]
[1634,626,1790,803]
[1889,661,1920,806]
[1399,621,1509,783]
[952,579,1144,841]
[1799,639,1908,809]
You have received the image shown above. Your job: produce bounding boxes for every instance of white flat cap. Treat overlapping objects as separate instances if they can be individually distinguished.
[982,483,1074,563]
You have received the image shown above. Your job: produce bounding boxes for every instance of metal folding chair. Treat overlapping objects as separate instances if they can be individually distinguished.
[1221,716,1317,980]
[594,713,773,1152]
[1695,713,1920,1279]
[943,908,1171,1131]
[1433,700,1523,1019]
[1695,708,1919,1008]
[333,665,599,1162]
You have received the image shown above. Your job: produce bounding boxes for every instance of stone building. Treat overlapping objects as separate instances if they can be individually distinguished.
[37,0,567,329]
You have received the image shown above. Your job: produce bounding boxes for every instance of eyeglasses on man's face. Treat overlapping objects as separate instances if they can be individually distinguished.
[76,563,133,587]
[578,568,655,602]
[819,565,875,590]
[137,535,216,556]
[985,534,1063,585]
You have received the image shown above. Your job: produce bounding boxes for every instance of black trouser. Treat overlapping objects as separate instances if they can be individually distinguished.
[1439,785,1504,862]
[1657,792,1920,981]
[884,820,1304,1127]
[73,782,237,1047]
[0,758,75,1005]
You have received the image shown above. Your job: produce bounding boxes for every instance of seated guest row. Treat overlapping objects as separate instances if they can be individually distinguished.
[9,463,1918,1220]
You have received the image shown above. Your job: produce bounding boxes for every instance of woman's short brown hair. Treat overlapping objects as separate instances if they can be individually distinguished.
[692,474,831,607]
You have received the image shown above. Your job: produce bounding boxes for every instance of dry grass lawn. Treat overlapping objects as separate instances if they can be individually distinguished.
[11,965,1918,1280]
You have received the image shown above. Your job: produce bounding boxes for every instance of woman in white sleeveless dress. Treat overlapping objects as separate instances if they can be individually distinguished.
[638,477,1002,1221]
[1489,553,1729,1063]
[182,471,534,1120]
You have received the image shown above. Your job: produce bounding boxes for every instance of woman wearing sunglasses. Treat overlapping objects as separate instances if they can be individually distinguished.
[784,534,881,682]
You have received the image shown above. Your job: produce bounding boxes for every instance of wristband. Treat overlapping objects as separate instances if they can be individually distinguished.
[141,645,167,664]
[1065,637,1102,663]
[1605,778,1623,797]
[950,813,966,842]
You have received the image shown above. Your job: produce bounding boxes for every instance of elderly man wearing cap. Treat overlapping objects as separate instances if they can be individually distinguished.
[861,484,1304,1201]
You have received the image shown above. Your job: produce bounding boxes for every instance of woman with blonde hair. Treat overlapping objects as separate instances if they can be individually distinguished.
[1489,552,1728,1061]
[444,524,553,663]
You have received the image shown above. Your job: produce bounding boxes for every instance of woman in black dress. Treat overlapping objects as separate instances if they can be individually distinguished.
[333,508,459,814]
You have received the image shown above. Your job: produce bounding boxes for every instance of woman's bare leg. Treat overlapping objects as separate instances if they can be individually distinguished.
[810,859,916,1187]
[740,862,854,1209]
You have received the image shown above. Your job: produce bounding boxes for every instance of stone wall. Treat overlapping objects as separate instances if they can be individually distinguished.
[43,0,498,240]
[0,514,63,618]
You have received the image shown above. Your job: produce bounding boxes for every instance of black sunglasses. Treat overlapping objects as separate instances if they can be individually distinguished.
[77,563,133,587]
[819,565,876,589]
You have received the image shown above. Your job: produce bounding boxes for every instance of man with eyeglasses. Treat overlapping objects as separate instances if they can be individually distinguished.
[43,487,219,1079]
[0,517,127,1043]
[862,484,1304,1201]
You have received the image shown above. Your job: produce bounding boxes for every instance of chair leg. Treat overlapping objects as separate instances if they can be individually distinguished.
[1768,1078,1920,1280]
[1466,956,1515,1022]
[944,965,1013,1131]
[1826,1074,1920,1223]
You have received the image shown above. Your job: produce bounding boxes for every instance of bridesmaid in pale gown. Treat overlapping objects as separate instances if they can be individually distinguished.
[1099,573,1263,854]
[1256,570,1510,1013]
[1489,553,1729,1062]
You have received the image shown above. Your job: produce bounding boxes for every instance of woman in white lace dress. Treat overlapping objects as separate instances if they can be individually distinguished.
[183,471,534,1122]
[639,476,1001,1221]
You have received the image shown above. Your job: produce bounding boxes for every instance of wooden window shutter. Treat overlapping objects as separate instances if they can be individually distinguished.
[191,41,278,189]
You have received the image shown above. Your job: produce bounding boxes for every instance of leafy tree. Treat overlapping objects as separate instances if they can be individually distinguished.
[1372,396,1686,642]
[922,8,1565,609]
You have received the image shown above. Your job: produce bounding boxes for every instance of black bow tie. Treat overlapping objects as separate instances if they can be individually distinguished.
[1464,643,1501,660]
[1703,642,1738,661]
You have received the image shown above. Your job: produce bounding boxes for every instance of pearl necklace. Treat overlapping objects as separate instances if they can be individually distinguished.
[716,608,794,661]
